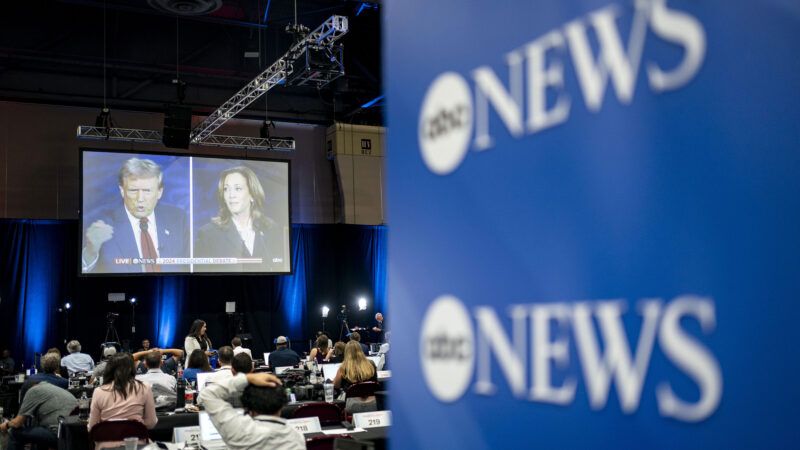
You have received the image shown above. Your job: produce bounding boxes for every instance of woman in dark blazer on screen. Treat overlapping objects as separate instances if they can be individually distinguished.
[194,166,284,272]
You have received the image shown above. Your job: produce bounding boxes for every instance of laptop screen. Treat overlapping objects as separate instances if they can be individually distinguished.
[199,409,244,443]
[263,352,270,367]
[274,366,293,375]
[196,372,214,393]
[321,363,341,382]
[199,411,222,442]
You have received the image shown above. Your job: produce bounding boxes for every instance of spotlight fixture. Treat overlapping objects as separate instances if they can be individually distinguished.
[94,107,115,129]
[322,306,330,318]
[130,297,137,304]
[65,302,72,310]
[358,297,367,311]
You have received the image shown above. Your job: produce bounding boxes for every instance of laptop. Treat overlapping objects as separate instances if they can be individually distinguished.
[321,363,341,382]
[274,366,293,375]
[196,371,214,393]
[198,411,227,449]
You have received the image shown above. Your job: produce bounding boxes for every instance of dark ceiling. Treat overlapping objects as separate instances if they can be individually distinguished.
[0,0,383,125]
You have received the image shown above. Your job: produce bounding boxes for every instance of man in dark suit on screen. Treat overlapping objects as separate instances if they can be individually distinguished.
[82,157,189,273]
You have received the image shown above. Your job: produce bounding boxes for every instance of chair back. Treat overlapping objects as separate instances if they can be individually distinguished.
[89,420,149,444]
[344,381,379,399]
[291,401,343,426]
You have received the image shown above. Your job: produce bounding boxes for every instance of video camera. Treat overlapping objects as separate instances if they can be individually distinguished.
[337,304,348,321]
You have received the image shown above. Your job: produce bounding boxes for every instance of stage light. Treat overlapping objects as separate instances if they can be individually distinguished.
[358,297,367,311]
[322,306,330,318]
[65,302,71,310]
[130,297,137,304]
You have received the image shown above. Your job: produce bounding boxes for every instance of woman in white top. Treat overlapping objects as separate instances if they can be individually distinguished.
[184,319,214,357]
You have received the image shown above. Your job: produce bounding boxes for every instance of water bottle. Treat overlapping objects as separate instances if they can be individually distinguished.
[324,380,334,403]
[309,362,318,384]
[177,363,184,380]
[78,391,90,420]
[311,359,320,384]
[176,377,186,409]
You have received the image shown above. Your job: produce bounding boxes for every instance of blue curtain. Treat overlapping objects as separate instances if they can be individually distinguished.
[276,226,309,341]
[1,220,388,364]
[366,226,388,316]
[0,221,65,368]
[153,277,186,349]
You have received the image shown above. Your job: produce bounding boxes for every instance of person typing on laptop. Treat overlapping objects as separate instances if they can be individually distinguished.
[198,372,305,450]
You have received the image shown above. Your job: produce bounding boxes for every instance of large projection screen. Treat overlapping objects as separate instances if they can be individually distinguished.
[80,149,291,275]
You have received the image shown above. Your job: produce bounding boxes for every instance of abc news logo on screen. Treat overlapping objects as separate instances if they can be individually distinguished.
[420,295,722,423]
[418,0,706,174]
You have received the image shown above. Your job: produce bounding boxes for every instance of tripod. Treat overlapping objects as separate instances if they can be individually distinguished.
[337,306,351,341]
[104,314,121,346]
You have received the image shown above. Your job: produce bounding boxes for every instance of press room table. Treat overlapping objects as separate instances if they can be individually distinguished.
[58,412,198,450]
[149,426,389,450]
[58,400,348,450]
[307,425,389,449]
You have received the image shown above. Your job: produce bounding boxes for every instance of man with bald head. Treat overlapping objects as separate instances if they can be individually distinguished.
[82,157,189,273]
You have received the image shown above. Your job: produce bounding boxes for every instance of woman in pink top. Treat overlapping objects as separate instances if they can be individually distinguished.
[88,353,157,449]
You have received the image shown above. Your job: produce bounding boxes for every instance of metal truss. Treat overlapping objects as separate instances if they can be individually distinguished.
[199,134,295,151]
[190,15,349,144]
[77,126,295,151]
[77,126,162,143]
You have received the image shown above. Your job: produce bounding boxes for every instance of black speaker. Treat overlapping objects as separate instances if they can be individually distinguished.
[162,104,192,149]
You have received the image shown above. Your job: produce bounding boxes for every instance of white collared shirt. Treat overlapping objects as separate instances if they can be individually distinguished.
[198,374,305,450]
[208,365,234,385]
[125,208,159,259]
[233,346,252,358]
[136,368,177,394]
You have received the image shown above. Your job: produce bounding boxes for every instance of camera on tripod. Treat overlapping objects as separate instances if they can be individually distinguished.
[337,305,348,321]
[104,312,121,347]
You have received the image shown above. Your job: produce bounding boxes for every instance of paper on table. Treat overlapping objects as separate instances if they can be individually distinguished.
[322,427,366,435]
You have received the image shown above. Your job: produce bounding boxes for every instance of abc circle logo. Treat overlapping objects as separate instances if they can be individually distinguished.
[418,72,473,175]
[420,294,474,402]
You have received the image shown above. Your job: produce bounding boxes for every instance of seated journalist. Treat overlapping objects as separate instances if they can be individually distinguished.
[198,372,305,450]
[135,350,181,398]
[20,352,68,402]
[61,340,95,375]
[268,336,300,368]
[89,353,157,449]
[0,380,78,450]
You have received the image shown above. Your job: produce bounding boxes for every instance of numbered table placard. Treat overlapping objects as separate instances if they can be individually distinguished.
[173,425,201,444]
[353,410,392,429]
[286,416,322,434]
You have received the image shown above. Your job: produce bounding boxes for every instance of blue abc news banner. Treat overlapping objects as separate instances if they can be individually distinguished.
[386,0,800,448]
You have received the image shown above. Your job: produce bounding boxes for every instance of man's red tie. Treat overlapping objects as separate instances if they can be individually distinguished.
[139,218,161,272]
